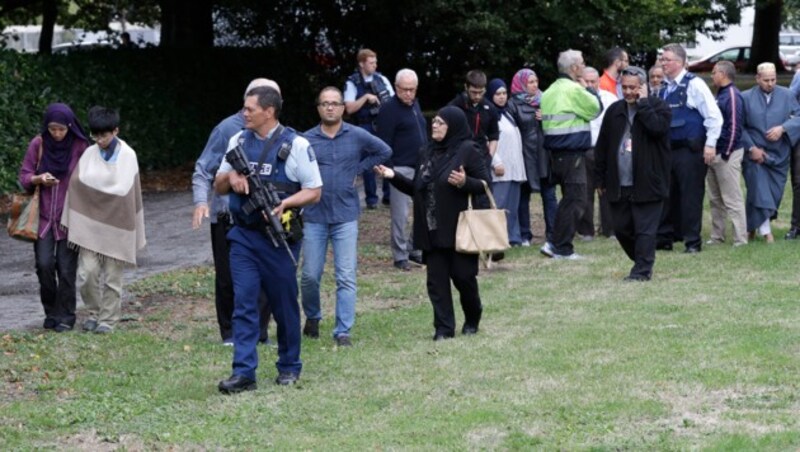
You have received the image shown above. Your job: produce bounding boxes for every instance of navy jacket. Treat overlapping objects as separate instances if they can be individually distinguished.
[375,96,428,167]
[715,82,744,160]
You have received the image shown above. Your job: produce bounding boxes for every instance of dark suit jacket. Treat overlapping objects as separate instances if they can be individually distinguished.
[595,96,672,203]
[390,140,491,251]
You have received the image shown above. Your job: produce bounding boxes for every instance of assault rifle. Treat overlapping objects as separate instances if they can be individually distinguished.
[225,142,298,266]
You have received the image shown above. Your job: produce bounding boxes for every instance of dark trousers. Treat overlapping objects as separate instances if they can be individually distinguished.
[790,141,800,229]
[578,149,615,237]
[657,145,707,250]
[424,247,482,337]
[34,229,78,327]
[229,227,302,380]
[211,221,270,342]
[550,153,587,256]
[610,188,663,279]
[519,180,558,242]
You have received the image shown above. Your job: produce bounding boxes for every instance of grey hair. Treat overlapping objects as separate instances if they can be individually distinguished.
[583,66,600,78]
[662,43,687,63]
[557,49,583,74]
[714,60,736,81]
[395,68,418,85]
[621,66,647,85]
[244,78,281,100]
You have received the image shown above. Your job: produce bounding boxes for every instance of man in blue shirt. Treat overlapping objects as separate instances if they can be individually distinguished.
[301,87,391,346]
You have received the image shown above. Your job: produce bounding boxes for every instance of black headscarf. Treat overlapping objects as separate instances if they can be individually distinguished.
[39,103,88,179]
[431,105,471,152]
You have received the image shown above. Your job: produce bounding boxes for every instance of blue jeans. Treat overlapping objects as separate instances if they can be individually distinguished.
[301,221,358,338]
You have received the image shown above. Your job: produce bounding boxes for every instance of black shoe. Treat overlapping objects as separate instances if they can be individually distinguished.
[303,319,320,339]
[334,335,352,347]
[218,375,257,394]
[366,204,378,210]
[490,252,505,262]
[461,324,479,335]
[53,323,73,333]
[623,275,651,282]
[409,253,424,265]
[684,246,701,254]
[656,241,673,251]
[785,228,800,240]
[275,371,300,385]
[394,260,411,271]
[433,333,454,341]
[382,198,391,206]
[43,318,57,330]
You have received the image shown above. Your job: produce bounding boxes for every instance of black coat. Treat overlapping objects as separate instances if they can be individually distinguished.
[594,97,672,203]
[390,140,491,251]
[507,97,547,190]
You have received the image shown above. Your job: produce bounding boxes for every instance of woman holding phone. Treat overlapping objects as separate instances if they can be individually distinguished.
[17,103,89,332]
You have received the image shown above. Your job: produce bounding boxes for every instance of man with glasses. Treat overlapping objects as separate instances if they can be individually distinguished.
[539,49,602,260]
[656,43,723,253]
[375,69,428,271]
[300,87,391,345]
[448,69,500,171]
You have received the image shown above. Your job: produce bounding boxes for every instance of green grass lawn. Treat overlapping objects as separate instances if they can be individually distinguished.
[3,188,800,450]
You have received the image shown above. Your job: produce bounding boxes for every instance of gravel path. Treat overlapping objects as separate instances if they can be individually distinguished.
[0,191,211,332]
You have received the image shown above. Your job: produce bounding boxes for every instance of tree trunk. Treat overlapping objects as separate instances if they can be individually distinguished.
[38,0,58,55]
[749,0,784,72]
[159,0,213,48]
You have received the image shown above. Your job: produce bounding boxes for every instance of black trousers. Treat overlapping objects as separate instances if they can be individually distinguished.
[790,142,800,229]
[579,149,615,237]
[610,188,663,279]
[657,144,707,250]
[34,229,78,327]
[424,247,482,337]
[550,152,587,256]
[211,221,270,342]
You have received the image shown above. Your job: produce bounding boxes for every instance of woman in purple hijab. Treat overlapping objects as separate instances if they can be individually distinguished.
[17,103,89,332]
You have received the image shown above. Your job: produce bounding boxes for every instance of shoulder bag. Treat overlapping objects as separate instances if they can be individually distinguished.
[455,180,510,255]
[7,140,43,242]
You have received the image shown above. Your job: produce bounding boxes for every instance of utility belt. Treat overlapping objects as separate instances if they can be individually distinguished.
[670,138,704,153]
[234,207,304,244]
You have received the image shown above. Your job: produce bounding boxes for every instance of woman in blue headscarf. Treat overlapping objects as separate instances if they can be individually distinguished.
[375,106,491,340]
[18,103,89,332]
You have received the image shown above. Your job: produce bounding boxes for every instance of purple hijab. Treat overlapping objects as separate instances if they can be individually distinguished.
[39,103,88,179]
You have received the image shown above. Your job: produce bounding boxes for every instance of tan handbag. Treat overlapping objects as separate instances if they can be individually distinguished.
[7,140,43,242]
[455,180,510,255]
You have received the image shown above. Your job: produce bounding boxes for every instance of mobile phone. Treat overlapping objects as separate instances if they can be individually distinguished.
[45,175,56,181]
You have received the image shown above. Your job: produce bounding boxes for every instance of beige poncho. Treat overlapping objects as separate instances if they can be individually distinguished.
[61,139,146,265]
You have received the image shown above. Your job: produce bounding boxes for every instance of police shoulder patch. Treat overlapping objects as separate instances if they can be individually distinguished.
[307,146,317,162]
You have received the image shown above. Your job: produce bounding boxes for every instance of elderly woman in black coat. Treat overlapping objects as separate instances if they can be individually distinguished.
[375,106,491,340]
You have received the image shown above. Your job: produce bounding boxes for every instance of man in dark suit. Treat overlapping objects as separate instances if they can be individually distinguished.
[595,67,672,281]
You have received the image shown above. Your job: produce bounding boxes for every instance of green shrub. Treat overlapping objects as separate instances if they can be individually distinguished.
[0,47,325,193]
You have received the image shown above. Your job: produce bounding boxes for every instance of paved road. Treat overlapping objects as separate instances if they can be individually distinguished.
[0,191,211,332]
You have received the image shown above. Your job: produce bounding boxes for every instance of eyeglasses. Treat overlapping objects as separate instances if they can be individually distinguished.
[318,101,344,108]
[432,118,446,126]
[396,86,417,93]
[91,132,114,142]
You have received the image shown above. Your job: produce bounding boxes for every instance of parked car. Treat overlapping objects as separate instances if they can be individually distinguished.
[780,32,800,58]
[687,46,788,72]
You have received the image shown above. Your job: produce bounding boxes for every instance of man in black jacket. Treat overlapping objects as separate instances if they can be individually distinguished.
[595,67,672,281]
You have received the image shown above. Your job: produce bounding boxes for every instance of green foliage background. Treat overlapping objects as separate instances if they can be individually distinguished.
[0,47,325,193]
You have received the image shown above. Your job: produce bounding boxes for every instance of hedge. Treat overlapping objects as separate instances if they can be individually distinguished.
[0,47,330,194]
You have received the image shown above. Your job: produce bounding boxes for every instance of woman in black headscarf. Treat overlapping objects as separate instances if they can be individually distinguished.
[375,106,491,340]
[17,103,89,332]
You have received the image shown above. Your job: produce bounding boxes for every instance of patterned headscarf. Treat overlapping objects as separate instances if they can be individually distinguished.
[511,68,541,108]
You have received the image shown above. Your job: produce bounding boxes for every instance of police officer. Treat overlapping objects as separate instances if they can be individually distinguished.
[214,85,322,392]
[344,48,394,209]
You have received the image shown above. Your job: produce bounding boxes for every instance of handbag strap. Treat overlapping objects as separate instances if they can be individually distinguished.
[35,135,43,171]
[466,179,499,211]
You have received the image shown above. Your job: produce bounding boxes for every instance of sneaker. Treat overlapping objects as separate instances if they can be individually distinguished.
[82,319,98,332]
[222,338,234,347]
[303,319,320,338]
[786,227,800,240]
[394,260,411,271]
[539,242,555,258]
[334,335,352,347]
[275,371,300,385]
[705,238,724,245]
[94,324,113,334]
[521,240,531,247]
[553,252,584,261]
